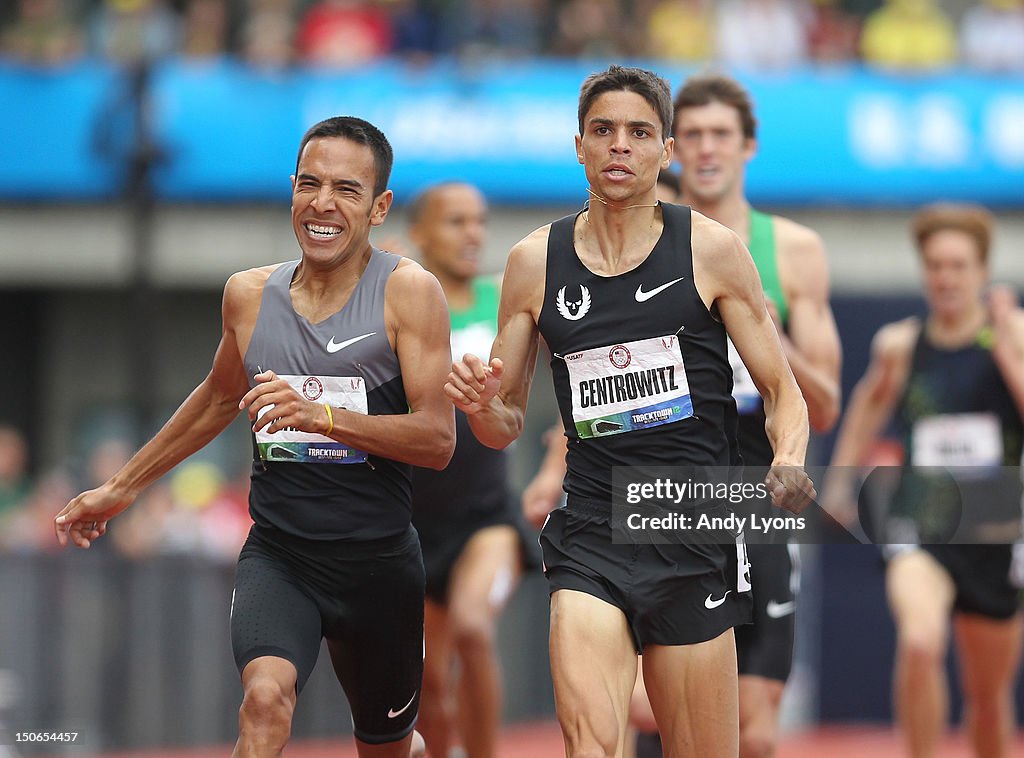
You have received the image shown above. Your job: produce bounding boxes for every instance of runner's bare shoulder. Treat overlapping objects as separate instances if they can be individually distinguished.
[872,317,919,365]
[224,264,279,322]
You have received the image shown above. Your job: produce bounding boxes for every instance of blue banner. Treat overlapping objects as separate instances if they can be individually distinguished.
[1,59,1022,206]
[0,60,124,199]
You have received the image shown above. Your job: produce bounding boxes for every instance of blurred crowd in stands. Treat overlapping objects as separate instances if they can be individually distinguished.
[0,424,253,559]
[0,0,1022,74]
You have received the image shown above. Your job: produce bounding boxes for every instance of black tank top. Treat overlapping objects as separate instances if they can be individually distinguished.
[538,203,736,508]
[412,279,509,525]
[895,323,1024,534]
[243,251,412,541]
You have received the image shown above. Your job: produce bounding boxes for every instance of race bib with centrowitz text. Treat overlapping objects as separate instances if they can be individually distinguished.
[564,334,693,439]
[255,374,368,464]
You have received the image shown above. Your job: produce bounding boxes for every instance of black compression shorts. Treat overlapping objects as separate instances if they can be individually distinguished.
[230,523,425,744]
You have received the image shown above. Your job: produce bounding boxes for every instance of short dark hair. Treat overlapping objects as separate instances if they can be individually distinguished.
[912,203,995,264]
[295,116,393,197]
[578,65,673,141]
[673,74,758,141]
[407,181,470,225]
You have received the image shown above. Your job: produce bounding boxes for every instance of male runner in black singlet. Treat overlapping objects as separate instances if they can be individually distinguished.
[631,73,842,758]
[827,203,1024,758]
[55,117,455,758]
[408,182,528,758]
[445,65,815,758]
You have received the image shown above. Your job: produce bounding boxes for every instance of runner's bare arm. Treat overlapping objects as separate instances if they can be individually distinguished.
[775,219,842,432]
[695,215,814,511]
[989,285,1024,418]
[446,228,547,449]
[54,268,264,547]
[822,318,915,523]
[522,422,568,528]
[829,319,915,469]
[698,217,808,468]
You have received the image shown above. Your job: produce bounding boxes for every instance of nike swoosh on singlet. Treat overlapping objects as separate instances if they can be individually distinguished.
[326,332,376,353]
[704,591,731,609]
[635,277,686,303]
[387,691,417,719]
[765,600,796,618]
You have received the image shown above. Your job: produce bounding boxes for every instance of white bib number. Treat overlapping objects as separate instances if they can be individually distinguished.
[911,412,1002,469]
[450,322,496,365]
[564,334,693,439]
[255,374,369,464]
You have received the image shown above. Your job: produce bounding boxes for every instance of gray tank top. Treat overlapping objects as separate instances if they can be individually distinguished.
[243,249,412,541]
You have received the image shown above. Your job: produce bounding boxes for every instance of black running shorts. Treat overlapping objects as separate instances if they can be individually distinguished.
[539,506,752,650]
[230,523,425,744]
[417,510,538,604]
[923,543,1023,620]
[736,542,799,682]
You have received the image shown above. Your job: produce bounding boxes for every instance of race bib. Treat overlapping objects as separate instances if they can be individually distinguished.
[450,322,496,365]
[564,334,693,439]
[911,412,1002,469]
[255,374,368,464]
[727,336,761,414]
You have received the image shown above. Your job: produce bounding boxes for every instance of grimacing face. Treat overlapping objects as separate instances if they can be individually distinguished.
[575,90,673,206]
[673,100,756,205]
[290,136,391,269]
[409,184,488,283]
[920,228,988,321]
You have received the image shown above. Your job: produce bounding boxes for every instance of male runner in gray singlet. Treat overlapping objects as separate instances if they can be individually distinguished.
[55,117,454,758]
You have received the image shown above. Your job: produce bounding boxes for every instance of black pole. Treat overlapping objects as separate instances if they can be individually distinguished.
[124,60,161,448]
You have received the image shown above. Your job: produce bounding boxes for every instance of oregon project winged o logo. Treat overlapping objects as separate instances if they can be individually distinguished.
[556,285,591,321]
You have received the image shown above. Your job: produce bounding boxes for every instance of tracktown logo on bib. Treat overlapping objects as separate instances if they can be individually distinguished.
[556,285,591,321]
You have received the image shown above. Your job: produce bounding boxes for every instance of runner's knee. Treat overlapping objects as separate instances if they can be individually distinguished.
[558,711,621,758]
[739,725,776,758]
[450,611,496,656]
[898,626,945,669]
[420,658,448,696]
[239,676,294,741]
